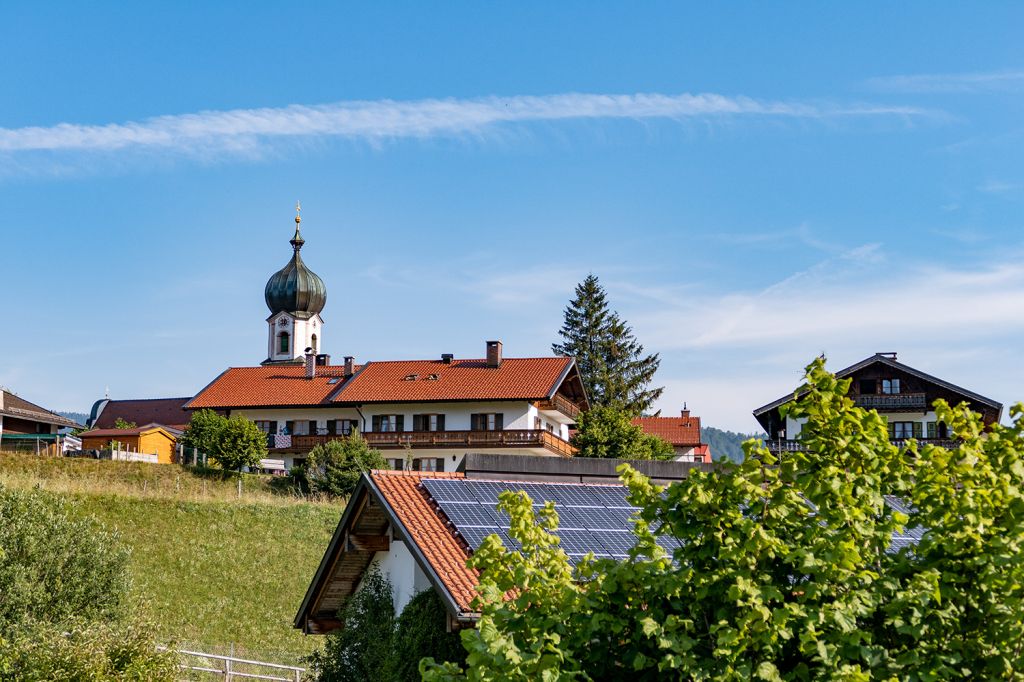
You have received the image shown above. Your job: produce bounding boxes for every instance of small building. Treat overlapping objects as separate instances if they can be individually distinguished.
[753,352,1003,454]
[0,388,81,452]
[79,425,178,464]
[294,454,715,633]
[87,396,192,431]
[632,407,708,462]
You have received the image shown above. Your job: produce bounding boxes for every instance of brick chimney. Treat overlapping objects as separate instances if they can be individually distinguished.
[305,348,316,379]
[681,402,690,419]
[486,340,502,368]
[344,356,355,377]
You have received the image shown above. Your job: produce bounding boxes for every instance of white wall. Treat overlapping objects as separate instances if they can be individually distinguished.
[265,312,324,362]
[367,530,435,615]
[788,410,941,439]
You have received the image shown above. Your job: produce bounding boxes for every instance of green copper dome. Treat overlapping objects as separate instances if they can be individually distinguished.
[264,217,327,316]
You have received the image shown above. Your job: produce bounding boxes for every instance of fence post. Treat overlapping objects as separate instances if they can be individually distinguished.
[225,654,232,681]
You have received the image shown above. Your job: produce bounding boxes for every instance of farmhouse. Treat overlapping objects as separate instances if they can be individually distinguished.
[0,388,80,452]
[754,352,1003,454]
[631,407,707,462]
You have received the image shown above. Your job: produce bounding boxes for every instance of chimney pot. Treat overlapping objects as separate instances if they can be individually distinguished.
[441,353,454,364]
[316,354,330,366]
[486,340,502,368]
[343,356,355,377]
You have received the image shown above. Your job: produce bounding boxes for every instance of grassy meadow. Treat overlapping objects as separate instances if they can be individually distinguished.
[0,454,343,665]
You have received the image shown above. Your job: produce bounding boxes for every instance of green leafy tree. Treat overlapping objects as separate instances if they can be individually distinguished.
[552,274,662,415]
[572,404,675,460]
[179,408,225,457]
[112,418,136,430]
[212,416,267,472]
[424,357,1024,680]
[305,433,387,499]
[389,590,465,682]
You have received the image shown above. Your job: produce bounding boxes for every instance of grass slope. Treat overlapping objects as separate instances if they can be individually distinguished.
[0,455,341,665]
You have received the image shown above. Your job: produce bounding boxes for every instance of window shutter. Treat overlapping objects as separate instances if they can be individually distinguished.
[495,413,504,430]
[396,415,405,432]
[269,421,277,435]
[309,420,318,435]
[926,421,936,439]
[434,458,445,472]
[413,415,424,431]
[886,421,894,439]
[471,414,481,431]
[913,422,923,438]
[372,415,381,432]
[437,414,445,432]
[285,420,294,435]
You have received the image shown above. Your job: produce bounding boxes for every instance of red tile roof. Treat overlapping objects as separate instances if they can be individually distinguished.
[370,470,478,614]
[633,414,703,446]
[185,365,357,409]
[93,397,193,430]
[187,357,573,409]
[333,357,572,404]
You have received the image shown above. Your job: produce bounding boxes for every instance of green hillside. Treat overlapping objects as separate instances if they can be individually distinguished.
[0,455,342,665]
[702,426,762,463]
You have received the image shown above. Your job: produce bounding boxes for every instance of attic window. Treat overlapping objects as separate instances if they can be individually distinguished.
[327,378,341,384]
[403,374,418,381]
[424,374,439,381]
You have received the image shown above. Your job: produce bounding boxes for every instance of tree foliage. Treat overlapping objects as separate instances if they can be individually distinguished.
[212,416,268,471]
[306,570,463,682]
[571,404,675,460]
[112,418,136,430]
[305,433,387,499]
[552,274,662,415]
[180,410,267,471]
[424,357,1024,680]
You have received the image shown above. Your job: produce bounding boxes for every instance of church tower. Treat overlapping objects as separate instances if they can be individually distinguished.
[262,204,327,364]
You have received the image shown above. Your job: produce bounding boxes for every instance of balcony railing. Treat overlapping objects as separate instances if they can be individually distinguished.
[853,392,927,410]
[274,429,577,457]
[765,437,958,453]
[534,394,583,420]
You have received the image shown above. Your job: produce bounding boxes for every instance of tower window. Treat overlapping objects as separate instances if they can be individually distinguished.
[311,334,318,353]
[278,331,290,354]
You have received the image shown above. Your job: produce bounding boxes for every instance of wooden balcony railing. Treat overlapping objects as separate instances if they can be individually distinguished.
[281,429,577,457]
[534,394,583,420]
[765,437,959,453]
[853,392,927,410]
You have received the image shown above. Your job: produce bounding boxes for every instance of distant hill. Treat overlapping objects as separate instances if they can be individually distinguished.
[58,411,88,426]
[702,426,762,463]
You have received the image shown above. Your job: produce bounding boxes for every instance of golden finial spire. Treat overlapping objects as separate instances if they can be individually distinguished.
[295,200,302,225]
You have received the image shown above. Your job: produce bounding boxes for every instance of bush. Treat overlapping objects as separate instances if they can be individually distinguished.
[572,404,675,460]
[306,571,466,682]
[305,435,387,499]
[0,618,176,681]
[213,416,268,472]
[0,485,131,631]
[179,409,224,457]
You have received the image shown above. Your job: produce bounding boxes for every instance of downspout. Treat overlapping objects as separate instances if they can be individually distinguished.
[354,405,367,433]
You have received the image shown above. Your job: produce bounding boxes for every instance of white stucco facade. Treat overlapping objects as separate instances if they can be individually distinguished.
[266,311,323,363]
[366,528,434,615]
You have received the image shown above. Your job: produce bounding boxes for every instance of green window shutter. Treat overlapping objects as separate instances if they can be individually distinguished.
[371,415,381,432]
[913,422,923,438]
[927,421,936,439]
[887,421,895,439]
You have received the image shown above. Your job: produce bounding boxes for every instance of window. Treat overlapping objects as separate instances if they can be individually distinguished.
[881,379,900,395]
[291,421,311,436]
[927,421,937,439]
[278,332,290,354]
[858,379,876,395]
[387,458,405,471]
[412,458,445,472]
[327,420,358,436]
[471,413,503,431]
[254,420,277,435]
[412,414,445,432]
[372,415,404,432]
[311,334,318,353]
[887,421,920,439]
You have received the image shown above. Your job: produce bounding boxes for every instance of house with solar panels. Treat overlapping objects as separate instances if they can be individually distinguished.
[754,352,1002,455]
[184,208,590,473]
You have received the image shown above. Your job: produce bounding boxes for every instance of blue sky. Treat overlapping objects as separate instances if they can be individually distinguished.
[3,2,1023,432]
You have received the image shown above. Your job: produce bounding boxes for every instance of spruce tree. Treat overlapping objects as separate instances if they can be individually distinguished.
[552,274,663,415]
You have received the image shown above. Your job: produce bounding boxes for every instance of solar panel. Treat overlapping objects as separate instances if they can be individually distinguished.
[438,502,501,528]
[587,486,636,509]
[542,483,605,507]
[422,478,477,503]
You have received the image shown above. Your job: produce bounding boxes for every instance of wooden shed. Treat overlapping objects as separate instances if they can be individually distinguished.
[79,425,178,464]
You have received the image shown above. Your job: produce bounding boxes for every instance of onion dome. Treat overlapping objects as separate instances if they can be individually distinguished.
[264,204,327,315]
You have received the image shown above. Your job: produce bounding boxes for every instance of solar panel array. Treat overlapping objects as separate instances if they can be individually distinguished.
[420,478,680,562]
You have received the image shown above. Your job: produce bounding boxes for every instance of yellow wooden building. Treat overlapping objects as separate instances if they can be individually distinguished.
[79,425,178,464]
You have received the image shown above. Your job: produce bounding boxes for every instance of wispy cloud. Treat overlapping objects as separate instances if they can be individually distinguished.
[0,92,928,160]
[867,69,1024,93]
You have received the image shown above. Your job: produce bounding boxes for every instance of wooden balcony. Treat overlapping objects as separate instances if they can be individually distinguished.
[283,429,577,457]
[534,394,583,420]
[853,392,927,410]
[765,437,958,453]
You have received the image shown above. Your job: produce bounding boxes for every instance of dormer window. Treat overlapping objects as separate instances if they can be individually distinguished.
[403,374,418,381]
[424,374,439,381]
[881,379,900,395]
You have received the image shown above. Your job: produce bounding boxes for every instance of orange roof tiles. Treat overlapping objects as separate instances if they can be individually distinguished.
[633,414,703,446]
[185,364,357,409]
[187,357,573,409]
[370,470,478,614]
[332,357,572,404]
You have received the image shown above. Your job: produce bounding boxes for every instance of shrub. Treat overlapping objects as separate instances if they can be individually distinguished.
[390,589,464,682]
[179,409,225,457]
[572,404,675,460]
[305,435,387,499]
[213,416,268,472]
[0,485,131,631]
